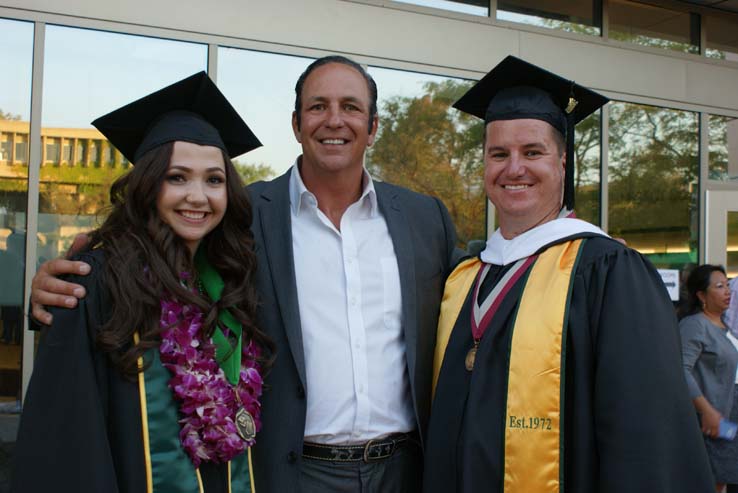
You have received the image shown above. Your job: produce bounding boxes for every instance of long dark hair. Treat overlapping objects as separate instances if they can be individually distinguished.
[680,264,727,319]
[88,141,273,378]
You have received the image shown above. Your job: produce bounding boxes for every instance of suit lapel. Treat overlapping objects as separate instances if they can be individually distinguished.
[376,183,419,391]
[256,171,307,387]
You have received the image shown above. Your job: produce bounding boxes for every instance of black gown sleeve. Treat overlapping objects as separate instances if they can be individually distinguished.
[573,239,713,492]
[11,251,118,492]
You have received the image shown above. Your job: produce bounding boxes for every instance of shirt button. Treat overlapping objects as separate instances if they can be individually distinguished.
[350,297,357,305]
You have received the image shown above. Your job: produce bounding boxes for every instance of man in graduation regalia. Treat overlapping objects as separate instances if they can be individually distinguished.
[424,56,714,493]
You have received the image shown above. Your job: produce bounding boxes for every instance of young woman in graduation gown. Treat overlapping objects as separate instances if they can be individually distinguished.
[11,72,273,493]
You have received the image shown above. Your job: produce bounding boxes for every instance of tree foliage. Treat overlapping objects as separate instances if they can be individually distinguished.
[607,102,699,265]
[367,80,485,246]
[234,161,275,185]
[0,109,21,121]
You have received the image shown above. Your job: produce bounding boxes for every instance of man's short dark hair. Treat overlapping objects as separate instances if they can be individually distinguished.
[294,55,378,133]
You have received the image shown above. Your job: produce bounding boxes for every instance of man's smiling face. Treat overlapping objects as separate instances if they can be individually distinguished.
[292,62,377,176]
[484,118,565,236]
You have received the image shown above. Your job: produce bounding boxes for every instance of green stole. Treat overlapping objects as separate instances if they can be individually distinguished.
[433,239,585,493]
[134,252,256,492]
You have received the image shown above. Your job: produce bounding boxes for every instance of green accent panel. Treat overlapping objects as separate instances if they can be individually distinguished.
[643,251,697,269]
[142,349,201,492]
[230,453,252,493]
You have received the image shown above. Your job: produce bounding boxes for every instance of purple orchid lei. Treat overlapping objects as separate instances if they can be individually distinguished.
[158,297,263,468]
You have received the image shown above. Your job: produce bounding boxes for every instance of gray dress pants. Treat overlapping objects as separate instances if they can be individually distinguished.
[299,442,422,493]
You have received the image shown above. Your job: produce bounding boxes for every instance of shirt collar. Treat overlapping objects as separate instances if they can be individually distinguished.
[480,209,609,265]
[288,157,378,217]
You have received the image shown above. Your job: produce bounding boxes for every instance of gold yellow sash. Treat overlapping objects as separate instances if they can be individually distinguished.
[432,257,482,398]
[432,239,585,493]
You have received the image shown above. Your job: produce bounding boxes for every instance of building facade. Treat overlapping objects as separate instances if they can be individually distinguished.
[1,0,738,466]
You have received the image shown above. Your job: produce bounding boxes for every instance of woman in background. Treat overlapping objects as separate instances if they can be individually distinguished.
[680,264,736,492]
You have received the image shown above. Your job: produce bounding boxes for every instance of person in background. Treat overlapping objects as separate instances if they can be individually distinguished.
[12,72,273,493]
[681,264,737,492]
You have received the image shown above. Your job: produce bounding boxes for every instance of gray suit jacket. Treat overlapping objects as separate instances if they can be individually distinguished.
[680,312,738,417]
[247,169,458,492]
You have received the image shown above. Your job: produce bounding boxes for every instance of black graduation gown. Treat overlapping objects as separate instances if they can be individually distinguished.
[424,236,714,493]
[11,250,235,493]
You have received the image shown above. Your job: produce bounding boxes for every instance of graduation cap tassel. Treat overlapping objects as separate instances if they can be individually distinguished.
[563,83,578,211]
[564,112,576,211]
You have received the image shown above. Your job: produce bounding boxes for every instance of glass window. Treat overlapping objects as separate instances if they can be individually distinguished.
[45,140,60,164]
[0,138,10,162]
[729,211,738,279]
[102,143,112,166]
[393,0,488,16]
[61,142,71,163]
[75,141,86,166]
[497,0,600,35]
[89,140,99,165]
[217,47,309,182]
[608,101,699,269]
[609,0,699,54]
[366,66,485,247]
[39,25,206,264]
[15,140,28,164]
[573,110,602,225]
[706,14,738,62]
[708,114,738,182]
[0,16,33,445]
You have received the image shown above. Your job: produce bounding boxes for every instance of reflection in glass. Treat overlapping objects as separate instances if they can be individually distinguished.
[393,0,488,16]
[39,25,206,264]
[367,66,485,247]
[573,110,601,225]
[708,114,738,182]
[705,14,738,62]
[728,211,738,279]
[608,101,699,270]
[609,0,699,54]
[217,47,309,181]
[0,17,33,436]
[497,0,600,35]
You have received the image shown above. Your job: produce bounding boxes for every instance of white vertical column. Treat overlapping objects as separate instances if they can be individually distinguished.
[699,112,709,265]
[21,21,45,401]
[208,43,218,83]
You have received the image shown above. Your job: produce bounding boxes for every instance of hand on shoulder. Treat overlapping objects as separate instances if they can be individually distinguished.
[31,233,92,325]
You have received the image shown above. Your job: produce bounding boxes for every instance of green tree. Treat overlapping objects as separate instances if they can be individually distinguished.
[234,161,275,185]
[607,102,699,267]
[0,109,21,120]
[572,111,602,225]
[367,80,485,247]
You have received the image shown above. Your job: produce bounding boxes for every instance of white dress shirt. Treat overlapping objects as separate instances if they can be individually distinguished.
[289,162,415,444]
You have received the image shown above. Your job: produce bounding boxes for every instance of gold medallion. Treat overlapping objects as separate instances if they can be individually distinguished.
[235,407,256,441]
[465,346,477,371]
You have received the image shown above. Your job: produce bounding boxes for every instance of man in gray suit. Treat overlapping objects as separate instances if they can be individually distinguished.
[31,56,459,492]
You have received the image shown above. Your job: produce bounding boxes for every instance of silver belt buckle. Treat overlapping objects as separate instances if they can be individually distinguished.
[363,437,398,462]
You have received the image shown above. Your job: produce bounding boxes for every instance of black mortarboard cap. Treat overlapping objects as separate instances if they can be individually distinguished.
[92,71,261,163]
[454,56,609,209]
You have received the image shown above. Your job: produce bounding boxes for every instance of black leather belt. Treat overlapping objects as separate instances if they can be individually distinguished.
[302,432,416,462]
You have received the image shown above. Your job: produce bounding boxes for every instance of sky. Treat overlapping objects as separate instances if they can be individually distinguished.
[1,19,462,177]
